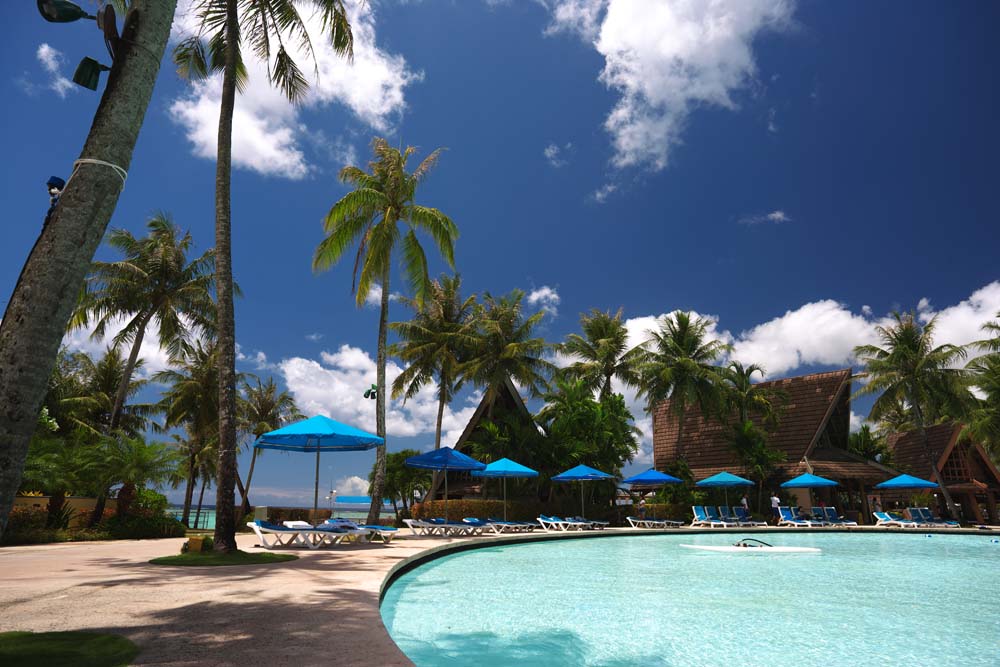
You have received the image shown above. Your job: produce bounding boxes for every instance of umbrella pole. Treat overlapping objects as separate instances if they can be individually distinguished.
[503,477,508,522]
[313,445,321,520]
[444,472,448,522]
[580,482,585,519]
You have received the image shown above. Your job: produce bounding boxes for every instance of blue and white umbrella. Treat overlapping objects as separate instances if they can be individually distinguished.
[472,458,539,521]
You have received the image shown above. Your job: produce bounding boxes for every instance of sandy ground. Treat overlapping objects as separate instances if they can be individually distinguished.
[0,532,452,666]
[1,524,995,666]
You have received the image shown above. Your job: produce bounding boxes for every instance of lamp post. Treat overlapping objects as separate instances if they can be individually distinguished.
[37,1,121,91]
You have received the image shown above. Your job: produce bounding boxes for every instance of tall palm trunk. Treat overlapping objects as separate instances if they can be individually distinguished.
[194,475,208,529]
[88,491,108,527]
[47,490,67,528]
[181,450,197,526]
[239,448,259,518]
[0,0,177,540]
[367,269,391,525]
[108,311,152,430]
[117,482,136,518]
[213,0,240,553]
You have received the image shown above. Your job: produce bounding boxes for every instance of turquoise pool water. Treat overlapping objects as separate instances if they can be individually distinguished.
[381,533,1000,666]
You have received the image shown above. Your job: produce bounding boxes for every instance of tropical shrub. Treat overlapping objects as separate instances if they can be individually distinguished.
[133,489,170,518]
[100,514,185,540]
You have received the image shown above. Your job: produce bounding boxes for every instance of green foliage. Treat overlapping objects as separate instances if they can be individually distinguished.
[313,138,458,308]
[1,507,111,546]
[461,290,554,408]
[134,488,170,517]
[651,459,707,506]
[848,425,892,465]
[390,275,477,447]
[536,380,639,477]
[854,311,973,426]
[180,535,215,554]
[150,551,298,567]
[963,320,1000,458]
[721,361,779,425]
[370,449,432,512]
[727,420,785,508]
[0,631,139,667]
[560,308,642,399]
[100,514,186,540]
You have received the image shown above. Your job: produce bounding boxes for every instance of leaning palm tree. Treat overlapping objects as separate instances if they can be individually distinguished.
[636,311,730,460]
[174,0,353,551]
[237,377,302,517]
[462,290,555,418]
[313,138,459,524]
[390,274,477,450]
[561,308,642,400]
[70,214,215,431]
[853,312,973,518]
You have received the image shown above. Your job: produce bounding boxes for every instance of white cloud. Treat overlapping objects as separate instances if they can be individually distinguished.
[364,283,402,308]
[767,107,778,133]
[334,475,369,495]
[849,411,865,433]
[168,1,421,179]
[543,141,573,167]
[35,43,74,98]
[543,0,606,40]
[526,286,561,317]
[729,300,876,377]
[914,282,1000,360]
[739,209,791,225]
[62,317,174,379]
[236,345,275,371]
[305,333,324,342]
[545,0,795,171]
[279,344,477,443]
[592,182,618,203]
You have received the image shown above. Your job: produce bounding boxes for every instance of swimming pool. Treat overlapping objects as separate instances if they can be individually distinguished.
[381,533,1000,666]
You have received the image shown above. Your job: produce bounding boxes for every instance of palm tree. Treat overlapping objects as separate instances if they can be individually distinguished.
[0,0,178,541]
[390,274,477,450]
[103,436,180,518]
[462,290,554,418]
[973,311,1000,354]
[561,308,641,400]
[154,342,221,527]
[237,377,302,517]
[193,441,218,530]
[636,311,730,460]
[313,138,459,524]
[59,347,154,438]
[964,314,1000,458]
[853,312,973,518]
[70,215,215,431]
[727,420,785,510]
[174,0,353,551]
[721,361,776,425]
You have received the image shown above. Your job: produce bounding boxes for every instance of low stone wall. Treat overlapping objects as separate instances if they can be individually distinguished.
[13,496,117,528]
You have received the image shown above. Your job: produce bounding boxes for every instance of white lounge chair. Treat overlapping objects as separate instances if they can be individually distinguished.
[690,506,730,528]
[283,520,369,546]
[873,511,921,528]
[778,506,818,527]
[325,519,398,543]
[537,515,586,531]
[247,521,307,549]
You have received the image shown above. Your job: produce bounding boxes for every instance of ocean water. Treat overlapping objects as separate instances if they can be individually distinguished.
[381,533,1000,666]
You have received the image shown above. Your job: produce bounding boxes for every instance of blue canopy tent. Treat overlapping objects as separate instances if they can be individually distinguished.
[471,458,539,521]
[781,472,839,511]
[405,447,486,521]
[551,464,615,519]
[695,470,754,508]
[255,415,383,515]
[874,474,938,490]
[622,468,682,519]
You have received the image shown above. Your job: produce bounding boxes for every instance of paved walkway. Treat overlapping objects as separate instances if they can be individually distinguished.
[1,525,995,665]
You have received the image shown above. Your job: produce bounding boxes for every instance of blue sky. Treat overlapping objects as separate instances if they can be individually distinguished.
[3,1,998,506]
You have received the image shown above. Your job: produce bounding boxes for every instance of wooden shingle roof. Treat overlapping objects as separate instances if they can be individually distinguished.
[887,422,1000,489]
[652,368,887,480]
[885,422,957,474]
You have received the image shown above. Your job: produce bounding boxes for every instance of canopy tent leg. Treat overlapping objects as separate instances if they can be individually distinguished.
[313,445,320,518]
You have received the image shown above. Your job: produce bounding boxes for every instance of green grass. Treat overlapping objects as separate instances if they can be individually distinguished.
[0,631,139,667]
[149,550,298,566]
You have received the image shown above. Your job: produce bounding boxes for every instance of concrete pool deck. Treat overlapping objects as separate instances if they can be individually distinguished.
[1,525,996,666]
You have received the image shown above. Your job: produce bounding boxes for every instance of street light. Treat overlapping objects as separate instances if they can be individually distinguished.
[38,1,121,92]
[37,0,96,23]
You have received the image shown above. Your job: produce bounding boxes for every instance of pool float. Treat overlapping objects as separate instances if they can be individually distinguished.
[680,538,821,554]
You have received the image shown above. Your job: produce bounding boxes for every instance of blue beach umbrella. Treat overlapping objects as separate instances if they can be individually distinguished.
[255,415,384,515]
[696,470,754,508]
[472,458,539,521]
[780,473,839,488]
[551,464,615,519]
[406,448,486,521]
[874,474,939,490]
[622,468,682,519]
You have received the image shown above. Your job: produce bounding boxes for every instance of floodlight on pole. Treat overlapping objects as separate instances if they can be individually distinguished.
[37,0,96,23]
